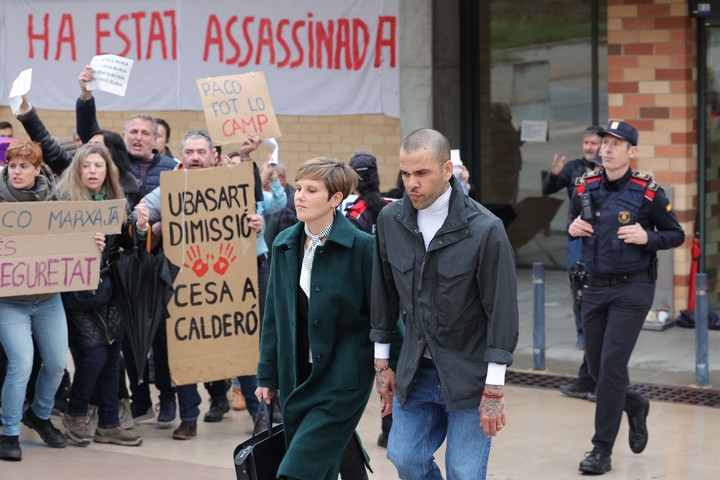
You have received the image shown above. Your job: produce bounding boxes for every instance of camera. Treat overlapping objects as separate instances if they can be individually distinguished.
[579,193,595,222]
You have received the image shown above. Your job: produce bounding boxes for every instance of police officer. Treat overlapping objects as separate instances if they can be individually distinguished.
[568,120,685,475]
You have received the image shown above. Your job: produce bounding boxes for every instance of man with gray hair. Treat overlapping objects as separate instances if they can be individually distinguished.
[142,130,270,440]
[76,66,177,193]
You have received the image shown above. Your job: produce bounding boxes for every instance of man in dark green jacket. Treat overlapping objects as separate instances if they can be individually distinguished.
[371,128,519,479]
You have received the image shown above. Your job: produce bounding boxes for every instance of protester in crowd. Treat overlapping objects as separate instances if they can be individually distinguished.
[56,143,147,447]
[76,67,178,424]
[220,142,288,420]
[142,130,269,439]
[72,129,82,149]
[345,152,387,235]
[203,146,287,426]
[261,161,297,263]
[0,140,68,461]
[371,128,519,479]
[568,121,685,475]
[155,118,179,163]
[15,94,141,214]
[14,95,139,427]
[0,121,14,138]
[256,157,374,480]
[76,66,177,194]
[542,126,603,402]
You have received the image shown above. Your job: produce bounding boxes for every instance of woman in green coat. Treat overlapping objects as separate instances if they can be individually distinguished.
[256,157,374,480]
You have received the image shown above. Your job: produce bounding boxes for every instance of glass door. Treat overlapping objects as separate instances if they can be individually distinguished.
[704,27,720,310]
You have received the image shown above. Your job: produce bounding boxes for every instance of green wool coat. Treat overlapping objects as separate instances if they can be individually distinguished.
[257,213,375,480]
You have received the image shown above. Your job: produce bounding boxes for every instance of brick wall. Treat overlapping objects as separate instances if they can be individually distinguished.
[607,0,694,311]
[0,105,401,193]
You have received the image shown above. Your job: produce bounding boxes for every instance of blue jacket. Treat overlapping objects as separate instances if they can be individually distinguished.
[76,96,176,193]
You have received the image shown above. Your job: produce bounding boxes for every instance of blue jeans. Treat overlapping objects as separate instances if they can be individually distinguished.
[231,375,261,419]
[67,342,122,428]
[388,363,492,480]
[175,383,202,421]
[0,295,68,436]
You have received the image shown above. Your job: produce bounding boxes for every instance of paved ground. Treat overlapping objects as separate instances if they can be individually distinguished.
[4,267,718,479]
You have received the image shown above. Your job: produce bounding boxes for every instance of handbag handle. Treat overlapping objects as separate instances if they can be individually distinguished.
[253,398,278,438]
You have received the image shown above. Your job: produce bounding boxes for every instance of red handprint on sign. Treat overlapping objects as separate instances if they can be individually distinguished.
[183,245,210,278]
[213,242,237,275]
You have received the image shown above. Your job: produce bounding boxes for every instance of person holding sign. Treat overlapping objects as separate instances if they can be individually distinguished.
[76,66,177,194]
[56,143,146,447]
[142,130,269,440]
[256,157,374,480]
[0,140,68,461]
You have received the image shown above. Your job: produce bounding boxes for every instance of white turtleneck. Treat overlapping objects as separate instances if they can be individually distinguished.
[417,184,451,250]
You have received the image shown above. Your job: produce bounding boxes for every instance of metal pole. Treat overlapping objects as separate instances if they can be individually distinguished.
[695,273,709,387]
[533,262,546,370]
[697,19,707,273]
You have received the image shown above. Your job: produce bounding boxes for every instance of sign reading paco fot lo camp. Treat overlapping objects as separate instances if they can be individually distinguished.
[161,163,259,386]
[196,71,282,146]
[0,199,125,297]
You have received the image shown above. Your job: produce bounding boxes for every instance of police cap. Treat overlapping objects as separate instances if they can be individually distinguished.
[599,120,638,146]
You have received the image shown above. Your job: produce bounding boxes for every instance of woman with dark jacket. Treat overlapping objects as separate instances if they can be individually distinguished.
[345,152,387,235]
[0,141,68,461]
[256,157,374,480]
[56,143,146,447]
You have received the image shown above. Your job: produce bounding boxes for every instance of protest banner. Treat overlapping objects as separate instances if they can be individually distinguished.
[0,199,125,297]
[161,163,259,385]
[196,72,281,144]
[0,0,399,117]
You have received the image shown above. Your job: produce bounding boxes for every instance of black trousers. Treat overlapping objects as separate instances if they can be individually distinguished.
[581,278,655,455]
[576,356,597,392]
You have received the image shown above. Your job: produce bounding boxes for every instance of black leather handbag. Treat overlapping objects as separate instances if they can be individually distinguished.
[233,400,286,480]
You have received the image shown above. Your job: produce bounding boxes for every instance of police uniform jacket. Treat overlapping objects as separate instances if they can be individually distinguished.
[370,176,519,412]
[569,168,684,277]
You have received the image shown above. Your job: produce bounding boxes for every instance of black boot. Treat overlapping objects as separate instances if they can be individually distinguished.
[0,435,22,461]
[203,396,230,422]
[21,407,67,448]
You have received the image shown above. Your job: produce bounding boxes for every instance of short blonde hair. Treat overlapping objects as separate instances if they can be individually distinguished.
[5,140,43,167]
[295,157,360,200]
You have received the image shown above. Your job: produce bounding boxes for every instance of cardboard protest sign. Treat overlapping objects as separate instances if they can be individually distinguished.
[196,72,282,145]
[86,55,134,96]
[161,164,259,385]
[0,199,125,297]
